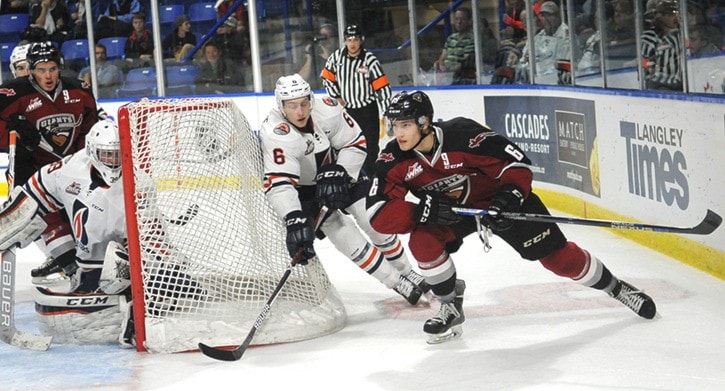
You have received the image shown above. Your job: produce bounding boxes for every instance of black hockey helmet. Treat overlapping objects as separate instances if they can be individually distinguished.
[27,41,62,70]
[344,24,364,39]
[385,90,434,127]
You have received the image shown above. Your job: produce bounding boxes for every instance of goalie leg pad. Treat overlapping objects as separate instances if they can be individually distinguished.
[0,187,47,251]
[99,241,131,294]
[34,287,124,344]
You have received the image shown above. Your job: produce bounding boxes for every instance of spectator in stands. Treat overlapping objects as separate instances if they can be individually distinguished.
[30,0,72,44]
[215,0,248,34]
[479,17,500,69]
[641,0,682,91]
[66,1,87,40]
[96,0,142,40]
[162,14,197,62]
[124,12,154,68]
[516,1,571,83]
[1,0,29,14]
[78,43,121,97]
[606,0,637,60]
[688,25,721,56]
[194,41,245,94]
[502,0,526,42]
[298,23,338,89]
[433,7,476,84]
[213,15,248,64]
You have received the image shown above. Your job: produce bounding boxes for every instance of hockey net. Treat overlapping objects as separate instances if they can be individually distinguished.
[117,98,346,353]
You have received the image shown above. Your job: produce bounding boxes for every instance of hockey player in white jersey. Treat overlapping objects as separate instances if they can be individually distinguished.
[260,74,429,305]
[0,119,201,346]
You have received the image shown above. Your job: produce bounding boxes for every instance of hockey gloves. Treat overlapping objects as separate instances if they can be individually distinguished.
[7,113,41,150]
[414,191,461,225]
[315,164,351,210]
[284,210,316,265]
[483,184,526,232]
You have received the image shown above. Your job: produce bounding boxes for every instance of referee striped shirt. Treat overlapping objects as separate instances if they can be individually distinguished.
[321,48,392,112]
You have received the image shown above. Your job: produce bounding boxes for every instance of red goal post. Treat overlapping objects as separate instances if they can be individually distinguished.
[117,98,346,353]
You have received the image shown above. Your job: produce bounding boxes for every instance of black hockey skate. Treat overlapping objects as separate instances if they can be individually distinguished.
[610,279,657,319]
[424,279,466,344]
[393,275,424,305]
[405,270,432,294]
[31,256,78,285]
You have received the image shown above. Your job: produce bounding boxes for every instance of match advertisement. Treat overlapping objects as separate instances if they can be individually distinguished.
[483,96,600,197]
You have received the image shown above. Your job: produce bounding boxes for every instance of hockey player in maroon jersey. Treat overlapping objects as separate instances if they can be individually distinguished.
[367,90,657,344]
[0,41,101,286]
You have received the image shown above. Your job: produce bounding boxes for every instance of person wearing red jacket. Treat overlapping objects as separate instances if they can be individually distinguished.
[367,91,657,344]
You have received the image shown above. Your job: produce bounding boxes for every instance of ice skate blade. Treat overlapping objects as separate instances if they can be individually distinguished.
[31,274,68,286]
[425,325,463,344]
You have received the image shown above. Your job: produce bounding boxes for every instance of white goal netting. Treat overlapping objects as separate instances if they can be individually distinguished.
[118,98,346,353]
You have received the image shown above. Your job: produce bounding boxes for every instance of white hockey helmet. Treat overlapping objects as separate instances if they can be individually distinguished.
[9,43,31,78]
[86,119,122,184]
[274,73,314,112]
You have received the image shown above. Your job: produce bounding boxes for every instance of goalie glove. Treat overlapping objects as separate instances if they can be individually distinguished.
[284,210,316,265]
[0,187,47,251]
[483,184,526,232]
[414,191,461,225]
[99,241,131,295]
[7,113,41,150]
[315,164,351,210]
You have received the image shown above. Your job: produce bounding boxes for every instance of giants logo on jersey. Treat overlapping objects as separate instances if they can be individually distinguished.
[420,174,471,203]
[38,114,81,149]
[468,131,497,148]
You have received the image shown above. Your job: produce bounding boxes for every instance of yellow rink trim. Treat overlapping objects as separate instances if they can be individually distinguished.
[0,182,6,197]
[154,175,262,191]
[535,188,725,281]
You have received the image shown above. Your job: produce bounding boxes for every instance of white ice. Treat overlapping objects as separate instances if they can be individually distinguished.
[2,219,724,391]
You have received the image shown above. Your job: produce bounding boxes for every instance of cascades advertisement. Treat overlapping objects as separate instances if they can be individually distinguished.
[483,96,600,197]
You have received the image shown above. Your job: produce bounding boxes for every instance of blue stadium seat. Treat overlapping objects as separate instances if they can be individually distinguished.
[117,67,157,98]
[166,64,199,95]
[1,42,17,64]
[0,13,29,42]
[159,4,185,24]
[61,39,90,70]
[98,37,127,60]
[189,2,217,39]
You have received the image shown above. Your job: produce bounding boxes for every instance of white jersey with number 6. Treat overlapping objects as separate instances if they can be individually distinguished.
[23,152,126,270]
[260,95,367,219]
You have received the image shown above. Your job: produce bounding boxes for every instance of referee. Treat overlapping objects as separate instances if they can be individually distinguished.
[321,24,392,176]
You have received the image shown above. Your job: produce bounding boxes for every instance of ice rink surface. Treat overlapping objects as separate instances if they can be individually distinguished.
[2,219,724,391]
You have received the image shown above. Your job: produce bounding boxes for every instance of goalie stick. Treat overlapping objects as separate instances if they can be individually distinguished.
[451,207,722,235]
[198,206,330,361]
[0,248,53,350]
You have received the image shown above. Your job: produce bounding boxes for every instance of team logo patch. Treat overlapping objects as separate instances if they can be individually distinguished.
[0,88,16,96]
[39,114,82,150]
[305,139,315,155]
[65,182,81,196]
[356,65,369,75]
[273,123,290,135]
[377,152,394,162]
[404,162,423,181]
[27,97,42,112]
[322,96,337,106]
[468,131,496,148]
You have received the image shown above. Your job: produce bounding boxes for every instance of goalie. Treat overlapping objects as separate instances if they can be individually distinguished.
[0,119,202,346]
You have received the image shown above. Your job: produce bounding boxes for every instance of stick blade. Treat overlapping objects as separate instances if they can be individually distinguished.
[198,342,244,362]
[1,329,52,351]
[692,209,722,235]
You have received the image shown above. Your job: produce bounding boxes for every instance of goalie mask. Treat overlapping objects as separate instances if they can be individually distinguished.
[87,119,122,184]
[275,73,314,113]
[9,43,31,78]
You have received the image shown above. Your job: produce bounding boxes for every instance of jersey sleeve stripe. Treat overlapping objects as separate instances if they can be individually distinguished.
[27,175,63,212]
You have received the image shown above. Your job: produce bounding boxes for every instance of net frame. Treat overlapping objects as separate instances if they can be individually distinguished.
[118,98,346,353]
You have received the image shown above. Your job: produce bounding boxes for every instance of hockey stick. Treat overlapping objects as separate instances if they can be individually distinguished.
[166,203,200,226]
[198,206,330,361]
[452,207,722,235]
[0,248,53,350]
